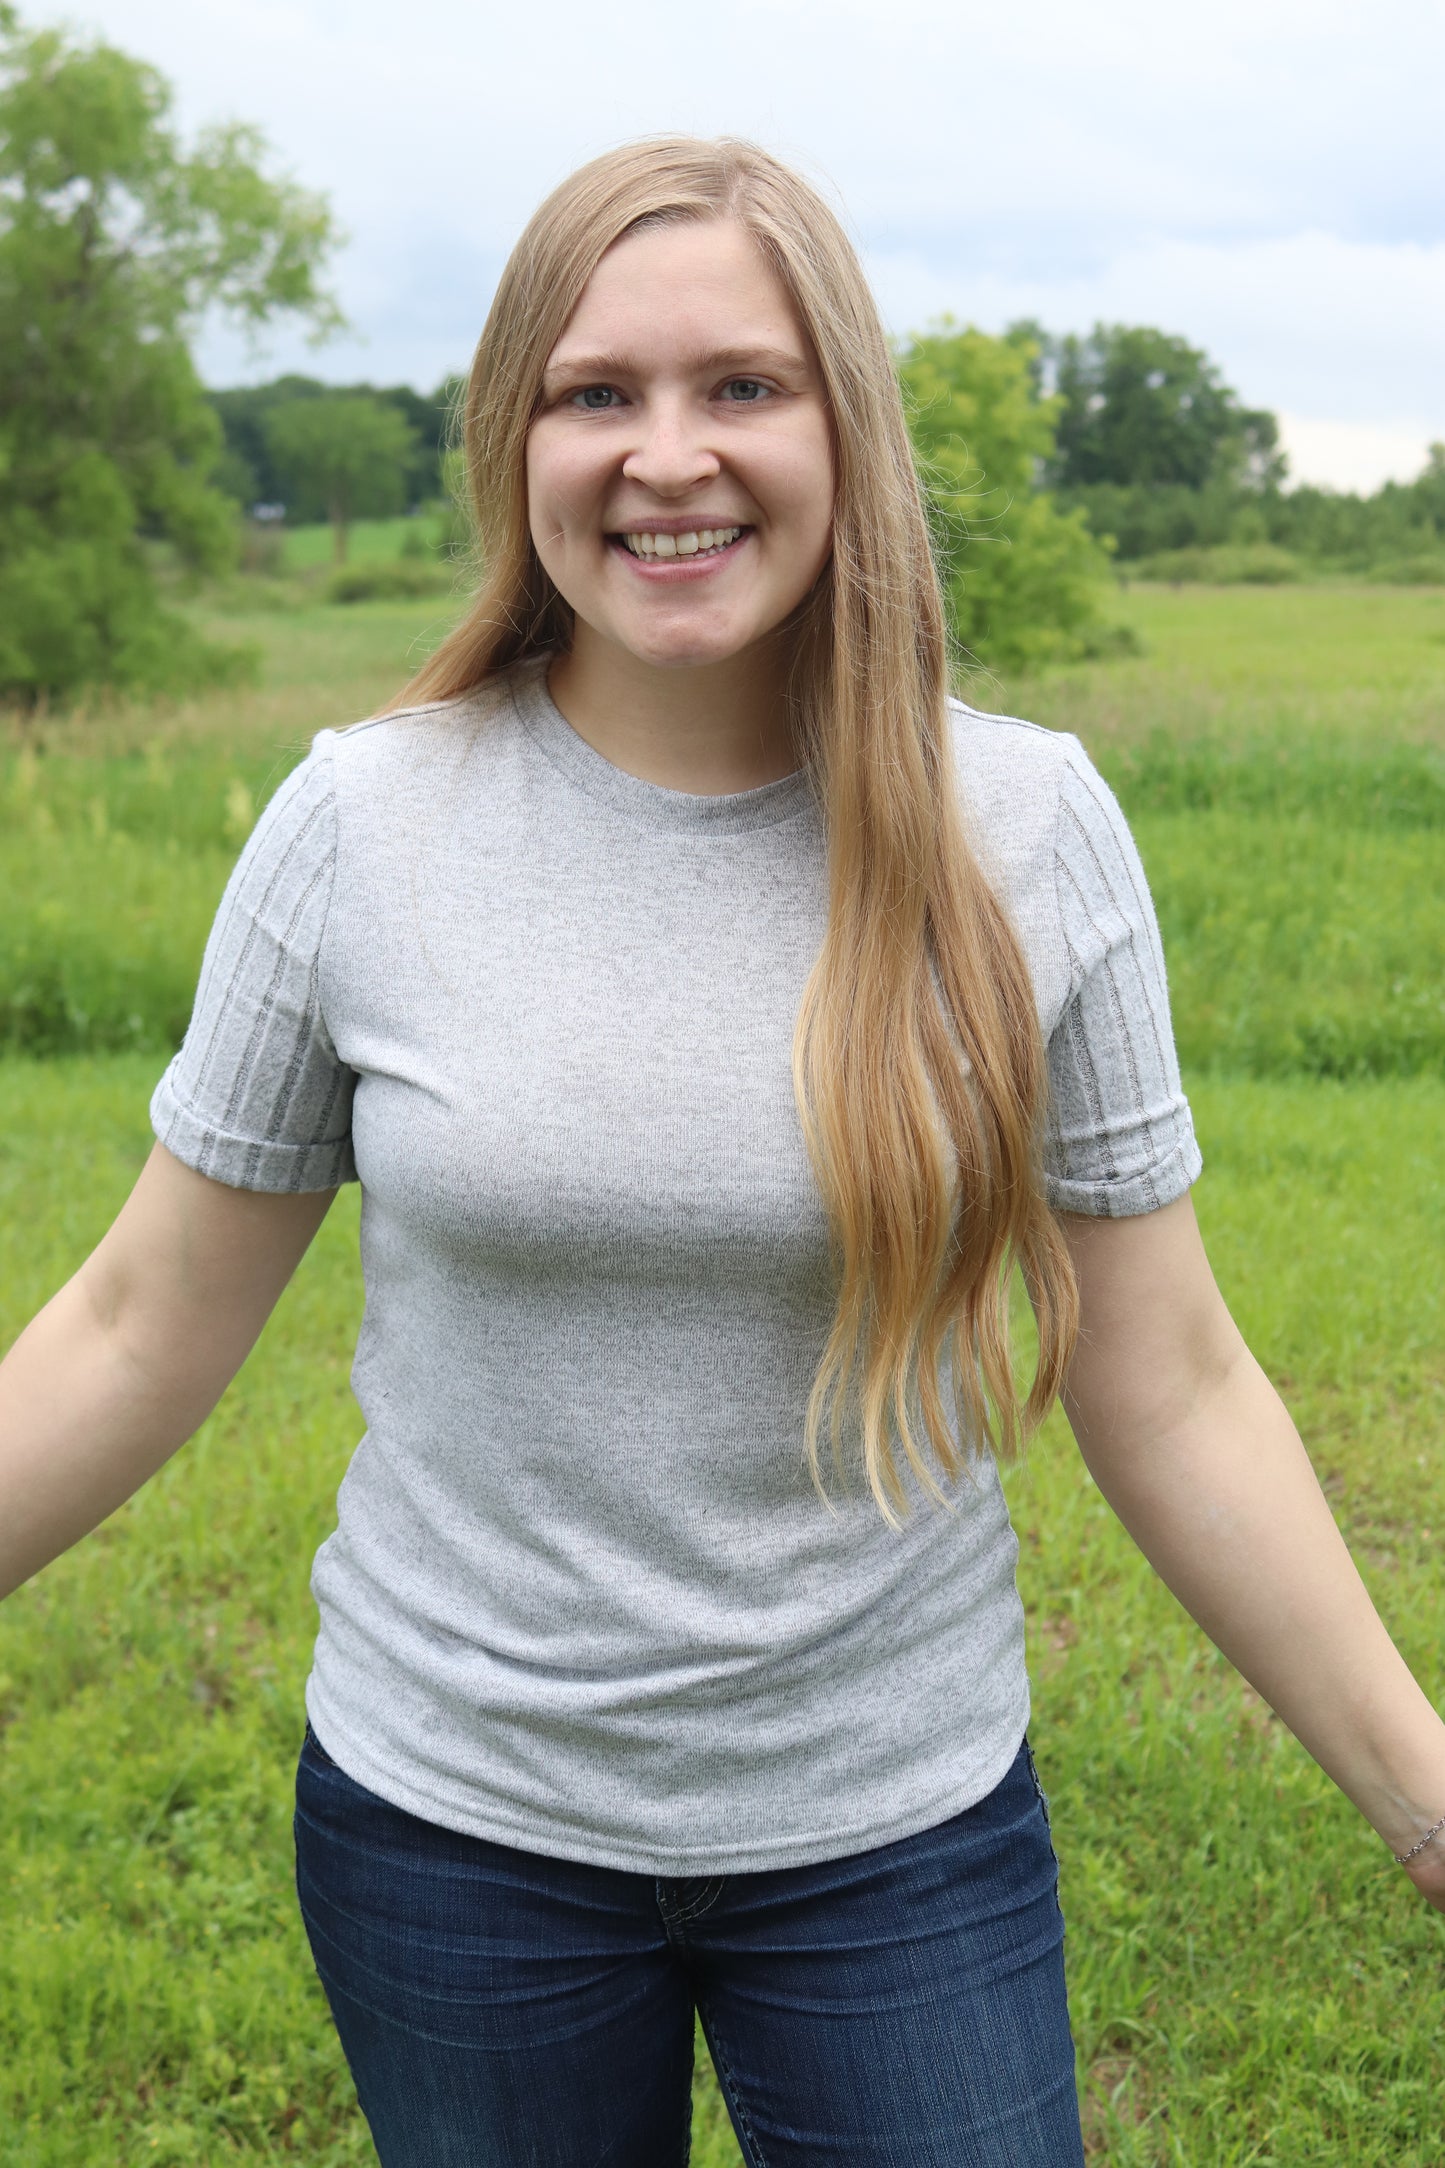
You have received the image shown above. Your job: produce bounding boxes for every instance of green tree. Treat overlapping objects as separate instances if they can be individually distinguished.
[209,373,455,512]
[1410,443,1445,533]
[0,5,340,704]
[896,321,1116,675]
[262,394,419,561]
[1046,323,1283,494]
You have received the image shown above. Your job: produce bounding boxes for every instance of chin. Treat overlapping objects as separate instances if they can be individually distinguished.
[623,627,754,671]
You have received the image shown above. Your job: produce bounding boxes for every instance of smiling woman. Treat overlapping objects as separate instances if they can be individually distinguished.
[3,133,1444,2168]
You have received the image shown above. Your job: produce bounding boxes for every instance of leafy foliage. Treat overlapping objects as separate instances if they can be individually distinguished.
[262,395,420,561]
[0,7,340,703]
[1043,323,1283,494]
[896,322,1119,674]
[1017,315,1445,573]
[323,557,454,602]
[1125,543,1303,585]
[208,372,459,513]
[1260,447,1445,571]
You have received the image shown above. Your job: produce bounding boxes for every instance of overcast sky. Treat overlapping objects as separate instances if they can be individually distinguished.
[33,0,1445,490]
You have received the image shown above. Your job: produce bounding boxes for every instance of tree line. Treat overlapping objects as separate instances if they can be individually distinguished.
[208,376,457,547]
[2,3,1442,707]
[207,329,1445,596]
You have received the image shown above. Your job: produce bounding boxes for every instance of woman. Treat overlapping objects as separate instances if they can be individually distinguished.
[2,137,1441,2167]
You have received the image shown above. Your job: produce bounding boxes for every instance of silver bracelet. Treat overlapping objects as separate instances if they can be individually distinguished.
[1393,1810,1445,1866]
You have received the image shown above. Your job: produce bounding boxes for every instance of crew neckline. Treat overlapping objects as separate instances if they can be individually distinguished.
[508,654,815,835]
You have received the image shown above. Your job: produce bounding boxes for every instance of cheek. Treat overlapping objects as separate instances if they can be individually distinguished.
[523,439,552,557]
[772,424,835,551]
[524,432,597,553]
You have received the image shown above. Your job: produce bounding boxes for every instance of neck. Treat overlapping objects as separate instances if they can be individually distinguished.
[546,627,800,795]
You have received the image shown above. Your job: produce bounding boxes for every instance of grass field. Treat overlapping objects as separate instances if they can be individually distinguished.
[276,515,451,571]
[1,581,1443,2162]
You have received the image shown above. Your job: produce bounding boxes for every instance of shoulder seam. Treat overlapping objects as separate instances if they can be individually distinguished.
[331,691,481,740]
[946,696,1067,745]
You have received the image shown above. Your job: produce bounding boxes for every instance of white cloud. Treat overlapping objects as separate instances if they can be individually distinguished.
[1275,417,1437,495]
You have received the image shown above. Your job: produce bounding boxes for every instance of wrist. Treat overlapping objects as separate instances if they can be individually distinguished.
[1392,1808,1445,1867]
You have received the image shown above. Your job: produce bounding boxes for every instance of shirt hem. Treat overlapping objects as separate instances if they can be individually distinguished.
[302,1677,1033,1876]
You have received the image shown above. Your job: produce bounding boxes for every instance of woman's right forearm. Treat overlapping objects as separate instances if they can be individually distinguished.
[0,1272,223,1602]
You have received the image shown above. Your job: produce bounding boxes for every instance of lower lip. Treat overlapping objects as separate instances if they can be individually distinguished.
[608,531,750,582]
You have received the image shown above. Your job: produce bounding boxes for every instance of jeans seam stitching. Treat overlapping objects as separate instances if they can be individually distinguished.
[673,1876,725,1925]
[697,1996,771,2168]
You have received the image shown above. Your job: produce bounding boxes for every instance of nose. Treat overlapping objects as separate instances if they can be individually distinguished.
[621,395,721,497]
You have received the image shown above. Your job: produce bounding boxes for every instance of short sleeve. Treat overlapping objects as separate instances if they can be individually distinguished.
[149,735,358,1193]
[1042,740,1202,1217]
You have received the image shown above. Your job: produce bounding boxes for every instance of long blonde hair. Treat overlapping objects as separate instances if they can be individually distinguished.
[392,136,1078,1520]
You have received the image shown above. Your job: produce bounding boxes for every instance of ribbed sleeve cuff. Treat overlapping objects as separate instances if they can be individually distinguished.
[1044,1132,1203,1219]
[150,1067,357,1194]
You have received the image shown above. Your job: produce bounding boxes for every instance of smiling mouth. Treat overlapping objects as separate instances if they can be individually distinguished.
[614,525,747,560]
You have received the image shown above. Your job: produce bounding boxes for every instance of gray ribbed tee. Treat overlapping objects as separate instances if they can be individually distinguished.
[150,654,1201,1873]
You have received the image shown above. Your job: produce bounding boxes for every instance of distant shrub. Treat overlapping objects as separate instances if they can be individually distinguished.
[323,559,454,604]
[1072,619,1144,661]
[1128,544,1302,585]
[237,522,286,576]
[1363,553,1445,587]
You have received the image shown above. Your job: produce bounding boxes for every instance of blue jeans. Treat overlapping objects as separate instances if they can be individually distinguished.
[293,1722,1084,2166]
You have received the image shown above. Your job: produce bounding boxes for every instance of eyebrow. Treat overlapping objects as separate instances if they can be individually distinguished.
[542,344,811,389]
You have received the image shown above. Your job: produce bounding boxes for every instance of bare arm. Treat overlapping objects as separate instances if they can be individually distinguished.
[1055,1192,1445,1911]
[0,1142,337,1602]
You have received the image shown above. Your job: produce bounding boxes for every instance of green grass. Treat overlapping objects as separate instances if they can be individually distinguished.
[1008,580,1445,748]
[276,516,450,571]
[0,597,470,1054]
[1141,814,1445,1078]
[0,1062,1439,2163]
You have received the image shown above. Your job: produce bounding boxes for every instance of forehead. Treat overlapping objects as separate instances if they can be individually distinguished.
[545,218,809,366]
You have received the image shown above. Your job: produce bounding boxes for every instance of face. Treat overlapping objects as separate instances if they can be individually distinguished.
[525,218,835,675]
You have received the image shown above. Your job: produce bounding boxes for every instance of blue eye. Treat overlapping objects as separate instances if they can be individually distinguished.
[571,385,620,410]
[722,379,767,402]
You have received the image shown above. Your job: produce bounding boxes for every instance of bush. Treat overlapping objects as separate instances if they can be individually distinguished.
[237,522,286,576]
[1128,544,1302,586]
[1363,553,1445,587]
[897,323,1118,675]
[0,503,260,706]
[323,559,455,605]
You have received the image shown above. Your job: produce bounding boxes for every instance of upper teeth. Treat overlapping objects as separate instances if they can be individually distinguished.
[623,527,742,558]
